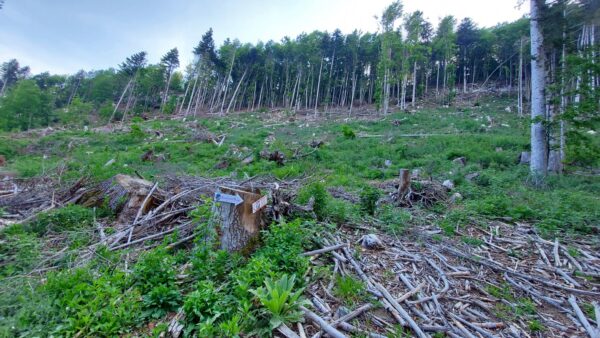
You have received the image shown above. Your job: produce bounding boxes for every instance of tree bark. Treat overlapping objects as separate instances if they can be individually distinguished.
[529,0,548,177]
[216,187,263,253]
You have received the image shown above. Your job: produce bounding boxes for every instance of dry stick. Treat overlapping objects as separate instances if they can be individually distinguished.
[300,306,347,338]
[111,221,193,251]
[341,247,373,289]
[330,303,373,327]
[568,295,599,338]
[535,243,552,266]
[450,317,478,338]
[504,273,570,312]
[553,238,562,267]
[127,182,159,244]
[397,281,425,303]
[441,246,600,296]
[374,282,429,338]
[449,313,495,338]
[336,322,387,338]
[276,323,301,338]
[555,267,582,287]
[297,322,307,338]
[302,243,346,256]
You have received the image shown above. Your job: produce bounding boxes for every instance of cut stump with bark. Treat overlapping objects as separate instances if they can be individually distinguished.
[215,186,264,253]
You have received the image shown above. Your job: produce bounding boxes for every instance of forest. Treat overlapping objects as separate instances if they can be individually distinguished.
[0,0,599,337]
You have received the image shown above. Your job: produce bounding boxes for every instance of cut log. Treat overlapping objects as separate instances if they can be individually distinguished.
[215,186,264,253]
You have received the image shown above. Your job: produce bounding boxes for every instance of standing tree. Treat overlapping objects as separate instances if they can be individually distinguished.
[160,48,179,113]
[377,0,403,114]
[529,0,548,178]
[0,59,30,96]
[110,51,147,122]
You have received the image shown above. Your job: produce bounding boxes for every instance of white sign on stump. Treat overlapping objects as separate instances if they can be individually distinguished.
[252,195,268,213]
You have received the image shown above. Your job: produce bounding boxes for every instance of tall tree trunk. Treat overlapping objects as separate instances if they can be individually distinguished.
[529,0,548,177]
[412,60,417,107]
[161,67,174,113]
[314,58,323,116]
[518,37,524,117]
[226,68,248,114]
[110,79,132,122]
[220,50,236,115]
[435,62,440,96]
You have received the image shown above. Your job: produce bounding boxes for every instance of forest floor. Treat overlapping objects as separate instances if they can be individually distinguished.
[1,94,599,337]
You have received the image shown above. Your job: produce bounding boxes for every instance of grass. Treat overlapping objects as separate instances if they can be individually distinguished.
[0,95,598,335]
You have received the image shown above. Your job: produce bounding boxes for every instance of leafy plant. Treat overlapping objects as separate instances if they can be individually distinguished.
[341,124,356,139]
[360,186,381,216]
[142,284,182,319]
[250,274,306,329]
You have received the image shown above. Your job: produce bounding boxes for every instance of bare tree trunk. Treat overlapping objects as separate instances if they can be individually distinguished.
[110,79,132,122]
[314,58,323,116]
[178,76,191,115]
[185,70,199,116]
[226,68,248,114]
[220,50,236,115]
[518,37,524,117]
[412,60,417,107]
[529,0,548,177]
[349,69,356,116]
[435,62,440,96]
[161,67,174,113]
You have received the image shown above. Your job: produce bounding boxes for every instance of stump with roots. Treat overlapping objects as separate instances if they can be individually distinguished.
[77,174,163,227]
[215,186,264,253]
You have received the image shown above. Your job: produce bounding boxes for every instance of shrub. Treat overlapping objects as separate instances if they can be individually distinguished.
[360,186,381,216]
[133,247,177,294]
[341,125,356,139]
[250,274,306,329]
[26,205,94,236]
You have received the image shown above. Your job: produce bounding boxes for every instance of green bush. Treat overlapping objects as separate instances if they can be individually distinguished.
[26,205,94,236]
[341,124,356,139]
[360,186,381,216]
[250,274,306,329]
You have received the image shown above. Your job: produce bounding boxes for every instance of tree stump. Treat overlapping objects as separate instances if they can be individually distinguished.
[215,186,264,253]
[398,169,411,200]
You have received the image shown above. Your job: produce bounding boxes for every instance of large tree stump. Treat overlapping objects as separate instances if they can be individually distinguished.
[77,174,162,227]
[215,186,264,253]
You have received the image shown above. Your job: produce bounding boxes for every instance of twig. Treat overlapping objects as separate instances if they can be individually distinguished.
[374,282,429,338]
[300,306,347,338]
[277,323,301,338]
[568,295,599,338]
[302,243,345,256]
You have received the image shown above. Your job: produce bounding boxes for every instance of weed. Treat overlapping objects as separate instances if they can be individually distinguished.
[251,274,306,329]
[334,276,366,304]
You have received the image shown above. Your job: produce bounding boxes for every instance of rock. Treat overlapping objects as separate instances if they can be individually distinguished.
[358,234,384,250]
[0,155,5,167]
[336,306,350,318]
[505,106,512,113]
[495,147,503,152]
[518,151,531,165]
[442,180,455,190]
[241,156,255,165]
[384,160,392,167]
[465,172,480,181]
[450,192,463,203]
[310,140,325,148]
[452,157,467,166]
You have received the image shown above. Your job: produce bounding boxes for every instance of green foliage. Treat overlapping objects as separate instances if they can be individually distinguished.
[360,186,381,216]
[250,274,306,329]
[26,204,94,236]
[341,124,356,139]
[142,284,182,319]
[133,247,177,294]
[0,80,52,131]
[297,182,329,220]
[334,276,366,304]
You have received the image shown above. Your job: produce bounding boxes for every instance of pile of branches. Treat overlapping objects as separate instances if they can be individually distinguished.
[292,221,600,338]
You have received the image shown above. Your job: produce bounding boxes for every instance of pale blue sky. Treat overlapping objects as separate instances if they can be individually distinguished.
[0,0,528,74]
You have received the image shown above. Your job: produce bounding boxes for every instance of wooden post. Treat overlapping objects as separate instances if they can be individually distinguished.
[215,186,263,253]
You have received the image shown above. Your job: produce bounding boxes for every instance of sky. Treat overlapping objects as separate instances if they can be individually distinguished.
[0,0,529,75]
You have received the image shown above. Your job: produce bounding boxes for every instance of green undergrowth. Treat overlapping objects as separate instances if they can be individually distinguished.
[0,216,322,337]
